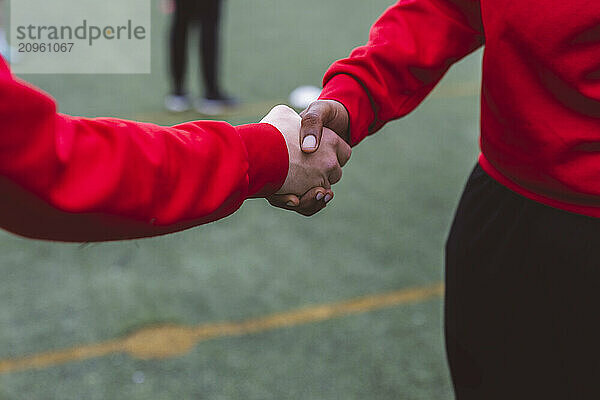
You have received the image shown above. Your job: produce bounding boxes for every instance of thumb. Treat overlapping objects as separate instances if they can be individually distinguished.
[300,101,333,153]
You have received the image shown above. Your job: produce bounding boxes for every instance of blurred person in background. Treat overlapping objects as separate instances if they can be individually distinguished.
[269,0,600,398]
[0,54,347,242]
[164,0,237,115]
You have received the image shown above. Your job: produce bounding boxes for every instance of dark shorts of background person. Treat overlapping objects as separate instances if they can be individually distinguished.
[445,163,600,399]
[170,0,223,98]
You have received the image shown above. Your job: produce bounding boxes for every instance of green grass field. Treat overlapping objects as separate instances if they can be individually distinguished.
[0,0,482,398]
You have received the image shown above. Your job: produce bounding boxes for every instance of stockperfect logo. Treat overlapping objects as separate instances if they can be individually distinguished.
[11,0,151,74]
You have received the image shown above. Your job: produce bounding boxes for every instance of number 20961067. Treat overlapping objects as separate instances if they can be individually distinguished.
[18,42,75,53]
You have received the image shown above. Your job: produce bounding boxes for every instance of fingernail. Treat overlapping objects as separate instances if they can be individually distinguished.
[302,135,317,149]
[286,201,296,207]
[316,192,324,201]
[324,194,332,203]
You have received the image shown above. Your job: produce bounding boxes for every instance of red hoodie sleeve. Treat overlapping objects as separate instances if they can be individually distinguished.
[0,58,288,242]
[319,0,484,146]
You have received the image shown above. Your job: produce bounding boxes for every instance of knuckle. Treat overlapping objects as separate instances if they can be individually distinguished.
[325,158,340,173]
[301,101,324,117]
[301,208,317,217]
[272,104,295,117]
[340,146,352,166]
[329,166,343,185]
[273,104,290,112]
[302,111,322,126]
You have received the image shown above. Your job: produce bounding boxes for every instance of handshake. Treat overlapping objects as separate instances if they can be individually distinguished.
[260,102,351,216]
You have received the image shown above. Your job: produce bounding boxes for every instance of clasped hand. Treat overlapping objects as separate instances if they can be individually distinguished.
[260,104,351,216]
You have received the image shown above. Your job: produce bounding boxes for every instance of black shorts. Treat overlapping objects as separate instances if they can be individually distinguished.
[445,164,600,399]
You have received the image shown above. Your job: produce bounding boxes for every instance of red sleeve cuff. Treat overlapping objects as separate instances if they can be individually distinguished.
[319,73,375,146]
[237,123,289,198]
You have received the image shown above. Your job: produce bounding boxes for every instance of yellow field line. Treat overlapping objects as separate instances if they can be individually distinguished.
[0,282,444,374]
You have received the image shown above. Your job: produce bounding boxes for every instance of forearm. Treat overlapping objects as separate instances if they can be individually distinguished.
[0,74,288,241]
[319,0,484,146]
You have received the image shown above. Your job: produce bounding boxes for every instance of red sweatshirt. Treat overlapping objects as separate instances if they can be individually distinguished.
[320,0,600,217]
[0,57,288,241]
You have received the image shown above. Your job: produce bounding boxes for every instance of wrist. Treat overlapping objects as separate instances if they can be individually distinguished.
[319,74,374,146]
[236,123,289,198]
[331,100,351,145]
